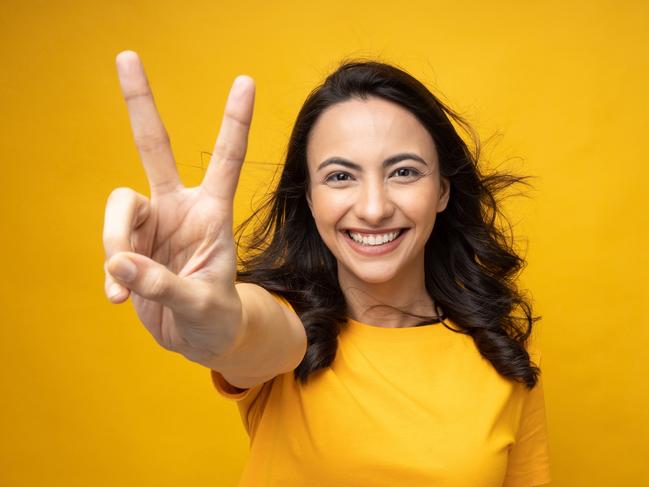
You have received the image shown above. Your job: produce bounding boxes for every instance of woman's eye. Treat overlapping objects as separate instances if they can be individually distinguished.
[392,167,421,179]
[325,172,352,183]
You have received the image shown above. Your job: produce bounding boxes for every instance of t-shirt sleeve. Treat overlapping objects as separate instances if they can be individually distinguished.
[502,341,552,487]
[208,291,295,437]
[210,368,274,438]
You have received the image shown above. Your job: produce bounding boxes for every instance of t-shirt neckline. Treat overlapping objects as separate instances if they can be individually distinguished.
[346,316,445,329]
[344,315,461,334]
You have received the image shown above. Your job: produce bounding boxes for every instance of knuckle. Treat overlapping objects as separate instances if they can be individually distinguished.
[214,147,241,166]
[102,233,123,253]
[223,111,251,130]
[135,131,171,153]
[106,186,135,204]
[147,268,172,301]
[103,231,134,255]
[214,136,246,165]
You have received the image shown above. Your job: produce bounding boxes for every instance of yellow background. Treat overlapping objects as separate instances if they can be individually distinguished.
[1,0,647,485]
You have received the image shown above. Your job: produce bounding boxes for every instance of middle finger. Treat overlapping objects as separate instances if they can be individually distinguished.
[201,75,255,203]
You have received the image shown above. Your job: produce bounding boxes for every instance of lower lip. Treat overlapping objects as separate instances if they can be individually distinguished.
[342,229,408,256]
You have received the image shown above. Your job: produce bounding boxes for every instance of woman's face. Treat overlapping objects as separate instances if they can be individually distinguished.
[306,96,450,287]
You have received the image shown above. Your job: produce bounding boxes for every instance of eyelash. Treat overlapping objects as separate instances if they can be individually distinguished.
[324,167,422,184]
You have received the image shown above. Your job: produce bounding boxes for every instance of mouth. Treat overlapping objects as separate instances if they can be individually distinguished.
[343,228,405,246]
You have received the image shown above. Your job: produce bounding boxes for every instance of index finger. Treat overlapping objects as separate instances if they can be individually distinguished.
[116,50,182,196]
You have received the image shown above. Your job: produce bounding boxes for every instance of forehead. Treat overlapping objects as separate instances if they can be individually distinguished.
[306,96,437,169]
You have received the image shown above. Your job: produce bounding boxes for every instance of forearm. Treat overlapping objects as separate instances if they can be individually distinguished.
[196,283,307,388]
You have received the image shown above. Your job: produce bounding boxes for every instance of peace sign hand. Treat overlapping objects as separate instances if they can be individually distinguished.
[103,51,253,362]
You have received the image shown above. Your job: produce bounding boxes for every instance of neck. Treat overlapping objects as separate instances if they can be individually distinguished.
[337,260,438,328]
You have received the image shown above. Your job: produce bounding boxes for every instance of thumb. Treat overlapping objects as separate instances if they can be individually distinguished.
[106,252,203,313]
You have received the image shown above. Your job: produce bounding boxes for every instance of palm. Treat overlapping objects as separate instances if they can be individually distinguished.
[104,51,253,356]
[131,188,232,349]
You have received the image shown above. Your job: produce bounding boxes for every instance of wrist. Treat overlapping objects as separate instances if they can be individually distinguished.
[178,290,247,370]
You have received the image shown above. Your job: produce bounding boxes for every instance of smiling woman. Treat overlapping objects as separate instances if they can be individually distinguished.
[225,60,551,485]
[104,52,550,487]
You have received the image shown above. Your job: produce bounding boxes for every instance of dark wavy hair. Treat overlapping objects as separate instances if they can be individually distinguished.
[235,59,542,390]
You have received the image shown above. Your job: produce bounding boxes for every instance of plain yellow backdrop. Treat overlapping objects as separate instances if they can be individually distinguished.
[1,0,647,485]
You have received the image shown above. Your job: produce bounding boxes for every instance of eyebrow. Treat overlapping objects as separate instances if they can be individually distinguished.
[316,152,429,172]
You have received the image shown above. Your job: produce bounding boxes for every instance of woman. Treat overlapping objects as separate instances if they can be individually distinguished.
[103,51,551,486]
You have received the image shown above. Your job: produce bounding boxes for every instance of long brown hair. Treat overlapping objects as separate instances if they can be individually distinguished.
[235,59,542,389]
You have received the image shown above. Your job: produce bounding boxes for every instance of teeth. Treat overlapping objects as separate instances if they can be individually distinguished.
[348,230,402,246]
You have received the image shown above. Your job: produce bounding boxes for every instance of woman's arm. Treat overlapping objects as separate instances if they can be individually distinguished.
[201,283,308,389]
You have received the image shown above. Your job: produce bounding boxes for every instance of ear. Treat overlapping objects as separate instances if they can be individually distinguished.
[306,187,313,214]
[437,176,450,212]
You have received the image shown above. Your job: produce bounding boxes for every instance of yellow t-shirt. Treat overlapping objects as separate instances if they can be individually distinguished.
[210,294,551,486]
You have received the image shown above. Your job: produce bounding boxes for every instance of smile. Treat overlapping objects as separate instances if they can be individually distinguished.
[346,230,403,246]
[342,228,409,256]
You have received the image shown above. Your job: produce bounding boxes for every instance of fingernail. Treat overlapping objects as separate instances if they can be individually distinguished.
[108,283,124,300]
[111,258,137,282]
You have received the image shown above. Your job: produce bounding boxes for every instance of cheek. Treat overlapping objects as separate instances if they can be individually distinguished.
[395,185,439,226]
[309,189,346,234]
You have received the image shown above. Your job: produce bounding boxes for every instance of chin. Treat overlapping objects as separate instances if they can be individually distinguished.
[358,276,395,285]
[345,266,400,285]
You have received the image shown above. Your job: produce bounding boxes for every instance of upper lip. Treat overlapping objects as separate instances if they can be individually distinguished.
[343,227,406,234]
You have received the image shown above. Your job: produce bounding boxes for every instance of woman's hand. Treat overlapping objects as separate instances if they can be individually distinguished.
[102,50,254,363]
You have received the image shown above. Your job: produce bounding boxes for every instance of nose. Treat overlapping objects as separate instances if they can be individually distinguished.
[353,178,395,225]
